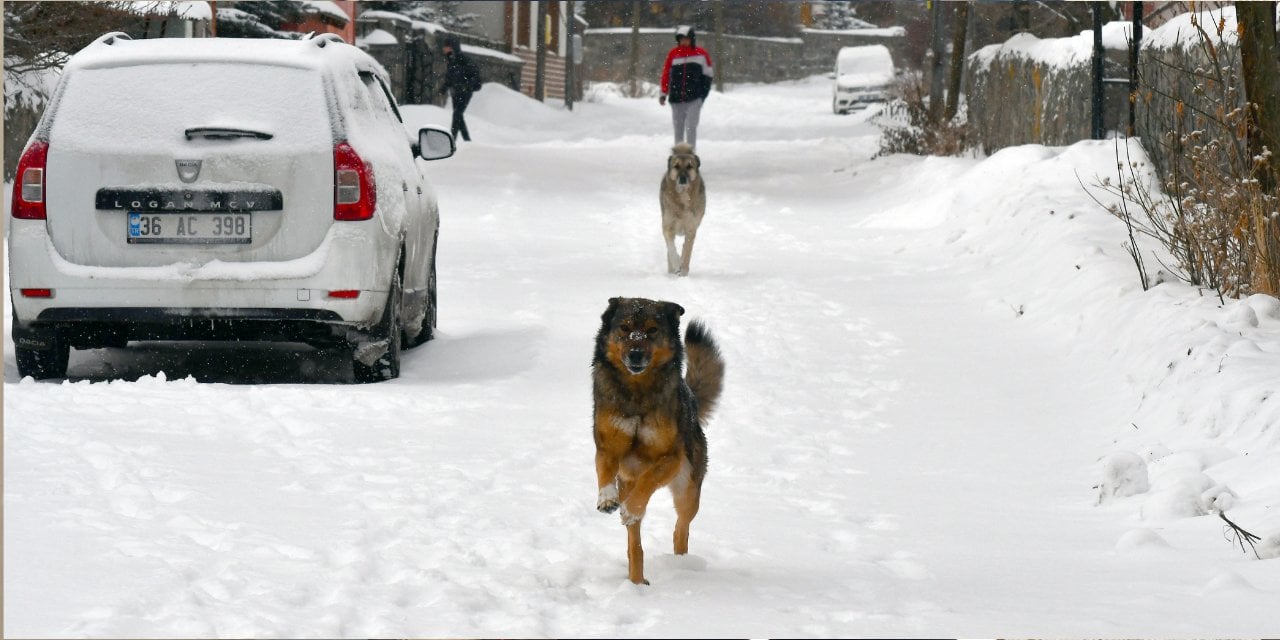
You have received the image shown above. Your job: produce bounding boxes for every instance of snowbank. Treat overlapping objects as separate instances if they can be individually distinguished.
[923,139,1280,538]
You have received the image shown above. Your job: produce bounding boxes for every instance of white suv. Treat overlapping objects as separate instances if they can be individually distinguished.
[8,32,455,382]
[833,44,895,114]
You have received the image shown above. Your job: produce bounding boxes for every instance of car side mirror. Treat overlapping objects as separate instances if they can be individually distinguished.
[417,126,455,160]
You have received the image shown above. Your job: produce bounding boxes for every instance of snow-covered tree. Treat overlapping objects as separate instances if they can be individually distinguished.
[217,1,308,38]
[812,1,877,31]
[362,1,477,31]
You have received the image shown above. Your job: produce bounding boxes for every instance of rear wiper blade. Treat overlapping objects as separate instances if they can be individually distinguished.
[185,127,274,141]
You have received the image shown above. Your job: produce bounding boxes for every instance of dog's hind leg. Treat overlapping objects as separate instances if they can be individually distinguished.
[664,226,680,274]
[677,230,698,277]
[627,520,649,585]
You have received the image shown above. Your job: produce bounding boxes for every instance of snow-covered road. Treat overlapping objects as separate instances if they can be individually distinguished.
[6,77,1277,637]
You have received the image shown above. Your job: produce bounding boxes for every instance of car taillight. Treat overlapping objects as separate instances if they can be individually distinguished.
[12,140,49,220]
[20,288,53,298]
[334,141,375,221]
[327,290,361,299]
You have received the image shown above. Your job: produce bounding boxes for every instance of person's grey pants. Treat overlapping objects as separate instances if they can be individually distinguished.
[671,98,704,149]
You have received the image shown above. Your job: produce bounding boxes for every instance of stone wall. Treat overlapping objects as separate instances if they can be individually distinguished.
[581,28,907,88]
[356,14,523,106]
[965,26,1254,182]
[800,29,911,78]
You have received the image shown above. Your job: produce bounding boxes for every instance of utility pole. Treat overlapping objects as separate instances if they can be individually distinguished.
[565,0,575,110]
[714,0,724,92]
[944,1,970,122]
[927,0,946,124]
[1128,1,1143,137]
[627,0,641,97]
[534,0,549,101]
[1091,2,1105,139]
[1240,0,1280,194]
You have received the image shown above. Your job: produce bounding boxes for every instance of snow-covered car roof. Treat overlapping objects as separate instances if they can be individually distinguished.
[65,33,387,81]
[836,44,894,74]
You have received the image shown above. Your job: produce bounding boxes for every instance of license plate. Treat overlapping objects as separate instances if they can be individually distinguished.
[127,212,251,244]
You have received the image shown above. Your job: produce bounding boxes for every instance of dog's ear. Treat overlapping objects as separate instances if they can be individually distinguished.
[668,155,676,171]
[693,155,700,169]
[602,297,623,326]
[663,302,685,337]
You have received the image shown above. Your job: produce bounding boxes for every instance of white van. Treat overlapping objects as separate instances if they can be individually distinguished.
[832,44,895,114]
[8,32,456,382]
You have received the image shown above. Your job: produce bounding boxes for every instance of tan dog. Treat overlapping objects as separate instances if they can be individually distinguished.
[592,297,725,584]
[659,143,706,276]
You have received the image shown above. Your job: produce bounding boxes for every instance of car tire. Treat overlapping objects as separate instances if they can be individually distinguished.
[404,236,437,348]
[15,331,70,380]
[421,252,437,343]
[352,271,402,383]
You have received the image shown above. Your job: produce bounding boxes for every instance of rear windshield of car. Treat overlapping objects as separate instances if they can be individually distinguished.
[50,62,331,153]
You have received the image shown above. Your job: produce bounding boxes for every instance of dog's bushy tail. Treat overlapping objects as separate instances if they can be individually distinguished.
[684,320,725,424]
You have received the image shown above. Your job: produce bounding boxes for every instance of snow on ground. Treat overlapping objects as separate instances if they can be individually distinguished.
[5,76,1278,637]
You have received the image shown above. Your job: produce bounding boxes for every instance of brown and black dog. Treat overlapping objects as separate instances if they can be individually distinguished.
[592,297,725,585]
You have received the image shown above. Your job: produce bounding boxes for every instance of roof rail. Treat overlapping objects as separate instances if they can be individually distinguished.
[310,33,347,48]
[92,32,133,47]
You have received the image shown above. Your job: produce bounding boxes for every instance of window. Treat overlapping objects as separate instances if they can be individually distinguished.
[359,71,401,129]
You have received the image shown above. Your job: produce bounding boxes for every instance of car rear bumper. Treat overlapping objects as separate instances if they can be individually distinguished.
[14,307,350,347]
[8,220,395,337]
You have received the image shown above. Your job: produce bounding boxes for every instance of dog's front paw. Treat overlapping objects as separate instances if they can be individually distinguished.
[597,484,619,513]
[619,504,644,526]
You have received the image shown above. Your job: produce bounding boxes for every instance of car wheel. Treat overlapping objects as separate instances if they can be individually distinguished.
[15,330,70,380]
[352,270,402,383]
[422,252,437,343]
[404,236,437,348]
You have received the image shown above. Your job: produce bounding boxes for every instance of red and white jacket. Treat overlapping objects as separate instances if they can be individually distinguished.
[661,45,713,104]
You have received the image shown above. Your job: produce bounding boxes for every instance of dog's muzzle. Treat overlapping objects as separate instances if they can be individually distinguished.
[677,174,690,186]
[624,349,650,374]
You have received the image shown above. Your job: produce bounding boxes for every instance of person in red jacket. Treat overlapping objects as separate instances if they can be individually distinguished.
[659,25,713,149]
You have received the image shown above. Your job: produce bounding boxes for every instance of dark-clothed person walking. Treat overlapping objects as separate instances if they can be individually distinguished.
[439,35,482,142]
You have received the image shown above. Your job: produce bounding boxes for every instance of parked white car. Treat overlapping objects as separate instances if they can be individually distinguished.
[832,44,895,114]
[8,32,455,382]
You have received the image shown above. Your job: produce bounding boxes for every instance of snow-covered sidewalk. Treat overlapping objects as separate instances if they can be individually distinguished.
[5,76,1277,637]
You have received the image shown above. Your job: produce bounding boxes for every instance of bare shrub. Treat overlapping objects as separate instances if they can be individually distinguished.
[1088,9,1280,299]
[874,71,969,158]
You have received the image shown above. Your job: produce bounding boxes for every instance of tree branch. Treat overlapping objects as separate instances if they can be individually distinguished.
[1219,510,1262,559]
